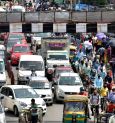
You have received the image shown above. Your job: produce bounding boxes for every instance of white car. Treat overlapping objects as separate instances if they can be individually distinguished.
[0,7,6,12]
[29,76,53,105]
[0,85,47,116]
[0,104,7,123]
[0,58,6,87]
[54,72,83,101]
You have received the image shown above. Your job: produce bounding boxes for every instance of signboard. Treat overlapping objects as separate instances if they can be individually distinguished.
[97,23,108,33]
[48,42,65,48]
[10,23,22,32]
[76,23,86,32]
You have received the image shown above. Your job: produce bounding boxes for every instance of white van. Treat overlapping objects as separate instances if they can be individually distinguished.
[17,55,45,84]
[0,58,6,87]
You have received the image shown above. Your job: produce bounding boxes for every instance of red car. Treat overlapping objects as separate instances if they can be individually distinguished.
[11,44,32,65]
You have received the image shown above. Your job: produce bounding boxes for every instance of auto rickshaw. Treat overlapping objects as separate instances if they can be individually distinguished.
[69,45,76,61]
[63,95,89,123]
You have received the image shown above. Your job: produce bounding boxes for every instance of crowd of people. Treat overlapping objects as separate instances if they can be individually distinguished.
[69,33,115,119]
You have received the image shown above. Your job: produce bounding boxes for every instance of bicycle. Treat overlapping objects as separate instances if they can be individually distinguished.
[101,96,107,112]
[91,104,99,123]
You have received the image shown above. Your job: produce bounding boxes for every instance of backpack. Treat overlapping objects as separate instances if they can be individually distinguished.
[91,94,99,104]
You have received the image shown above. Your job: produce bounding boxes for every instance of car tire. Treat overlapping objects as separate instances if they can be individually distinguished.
[13,106,19,117]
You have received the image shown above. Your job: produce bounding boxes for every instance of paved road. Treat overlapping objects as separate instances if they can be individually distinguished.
[6,66,105,123]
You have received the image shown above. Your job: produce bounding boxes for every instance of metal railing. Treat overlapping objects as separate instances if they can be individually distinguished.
[0,10,115,23]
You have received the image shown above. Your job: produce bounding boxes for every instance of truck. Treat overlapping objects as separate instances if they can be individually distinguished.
[40,37,70,80]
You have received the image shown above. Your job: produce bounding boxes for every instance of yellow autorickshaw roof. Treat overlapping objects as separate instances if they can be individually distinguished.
[64,95,88,102]
[70,45,76,50]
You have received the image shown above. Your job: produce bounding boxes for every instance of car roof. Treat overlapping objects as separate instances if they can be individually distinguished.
[1,85,32,89]
[0,58,4,61]
[60,72,79,77]
[20,55,43,61]
[30,77,48,82]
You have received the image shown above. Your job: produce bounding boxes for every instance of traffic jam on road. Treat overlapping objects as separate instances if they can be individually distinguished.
[0,32,115,123]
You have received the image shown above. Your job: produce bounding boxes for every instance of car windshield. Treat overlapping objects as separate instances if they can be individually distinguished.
[65,102,86,112]
[20,61,44,71]
[14,46,30,53]
[0,61,5,72]
[30,82,50,89]
[8,34,24,39]
[14,88,39,98]
[7,40,22,50]
[59,76,82,85]
[48,55,68,60]
[0,105,3,113]
[0,50,4,57]
[56,69,72,76]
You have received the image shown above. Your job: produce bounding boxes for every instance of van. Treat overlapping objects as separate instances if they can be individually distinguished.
[0,58,6,87]
[17,55,45,84]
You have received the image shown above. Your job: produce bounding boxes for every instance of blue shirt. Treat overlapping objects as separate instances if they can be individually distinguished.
[108,92,115,103]
[94,77,103,88]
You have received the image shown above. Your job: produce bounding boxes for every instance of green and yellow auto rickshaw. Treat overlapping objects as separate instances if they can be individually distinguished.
[69,45,77,60]
[63,95,88,123]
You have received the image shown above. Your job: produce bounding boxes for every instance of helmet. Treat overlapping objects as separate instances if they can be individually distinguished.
[80,87,85,92]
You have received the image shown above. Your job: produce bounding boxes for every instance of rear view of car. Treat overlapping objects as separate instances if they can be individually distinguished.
[11,44,32,65]
[54,72,83,101]
[29,76,53,105]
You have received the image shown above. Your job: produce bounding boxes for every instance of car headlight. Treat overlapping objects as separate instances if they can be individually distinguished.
[20,101,27,107]
[58,89,65,96]
[46,94,51,97]
[42,100,46,106]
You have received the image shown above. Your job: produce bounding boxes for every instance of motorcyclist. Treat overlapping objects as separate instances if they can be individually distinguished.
[31,69,37,77]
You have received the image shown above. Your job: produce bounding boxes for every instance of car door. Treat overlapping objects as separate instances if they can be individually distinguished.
[6,88,15,111]
[1,87,9,108]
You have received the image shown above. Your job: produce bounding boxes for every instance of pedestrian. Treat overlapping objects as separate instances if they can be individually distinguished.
[90,89,100,116]
[100,83,108,112]
[94,74,103,89]
[30,99,38,123]
[29,0,32,8]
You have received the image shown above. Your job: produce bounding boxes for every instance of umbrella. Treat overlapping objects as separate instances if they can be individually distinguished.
[96,33,106,40]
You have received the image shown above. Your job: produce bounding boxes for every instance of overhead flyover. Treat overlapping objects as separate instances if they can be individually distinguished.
[0,11,115,33]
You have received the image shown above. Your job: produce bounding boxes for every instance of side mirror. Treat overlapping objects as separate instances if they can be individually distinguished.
[52,86,54,91]
[4,108,8,112]
[16,67,19,70]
